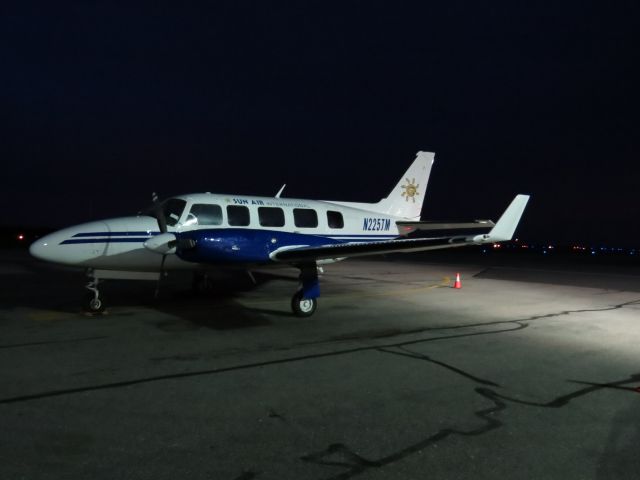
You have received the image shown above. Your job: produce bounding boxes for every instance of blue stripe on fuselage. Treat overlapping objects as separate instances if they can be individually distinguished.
[60,238,152,244]
[72,231,160,237]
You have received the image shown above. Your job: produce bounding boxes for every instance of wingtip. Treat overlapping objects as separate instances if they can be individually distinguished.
[485,194,530,242]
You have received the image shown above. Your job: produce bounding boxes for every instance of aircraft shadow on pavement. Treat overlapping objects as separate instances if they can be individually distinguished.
[7,262,300,329]
[149,270,300,329]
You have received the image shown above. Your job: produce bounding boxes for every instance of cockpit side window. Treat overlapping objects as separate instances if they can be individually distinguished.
[187,204,223,226]
[163,199,187,227]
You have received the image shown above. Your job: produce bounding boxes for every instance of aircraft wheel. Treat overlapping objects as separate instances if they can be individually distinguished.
[83,292,106,313]
[291,291,317,317]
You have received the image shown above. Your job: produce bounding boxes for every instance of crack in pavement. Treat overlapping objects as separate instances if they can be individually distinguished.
[319,297,640,348]
[301,388,507,480]
[479,373,640,408]
[0,299,637,405]
[0,336,108,349]
[301,361,640,480]
[2,298,639,479]
[0,321,527,404]
[299,303,640,479]
[377,345,503,387]
[512,298,640,323]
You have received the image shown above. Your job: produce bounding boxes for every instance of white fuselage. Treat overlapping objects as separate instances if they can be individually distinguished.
[30,193,402,272]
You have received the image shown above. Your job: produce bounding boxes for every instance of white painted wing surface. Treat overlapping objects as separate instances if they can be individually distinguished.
[271,195,530,263]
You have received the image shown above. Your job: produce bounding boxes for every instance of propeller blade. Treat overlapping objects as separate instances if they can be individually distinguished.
[155,253,167,299]
[152,192,168,234]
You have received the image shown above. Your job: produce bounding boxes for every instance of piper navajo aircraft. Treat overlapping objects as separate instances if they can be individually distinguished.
[30,152,529,316]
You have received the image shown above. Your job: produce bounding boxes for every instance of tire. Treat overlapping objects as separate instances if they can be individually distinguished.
[291,291,317,317]
[83,292,106,313]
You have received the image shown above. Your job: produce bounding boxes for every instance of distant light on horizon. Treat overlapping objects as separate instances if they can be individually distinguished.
[488,240,640,256]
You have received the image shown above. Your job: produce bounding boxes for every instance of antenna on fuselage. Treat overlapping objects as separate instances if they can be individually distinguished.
[275,184,286,198]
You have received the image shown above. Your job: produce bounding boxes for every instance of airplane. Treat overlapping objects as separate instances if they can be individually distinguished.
[30,151,530,317]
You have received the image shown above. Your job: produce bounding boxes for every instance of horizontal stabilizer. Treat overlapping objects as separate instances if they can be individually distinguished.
[396,220,494,236]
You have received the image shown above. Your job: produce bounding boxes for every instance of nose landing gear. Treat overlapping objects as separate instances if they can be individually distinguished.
[83,271,105,314]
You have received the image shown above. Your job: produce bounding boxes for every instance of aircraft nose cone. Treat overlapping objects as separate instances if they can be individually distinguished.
[29,232,61,262]
[28,222,109,265]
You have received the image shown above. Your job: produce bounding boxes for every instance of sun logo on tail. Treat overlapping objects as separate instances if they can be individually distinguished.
[401,178,419,203]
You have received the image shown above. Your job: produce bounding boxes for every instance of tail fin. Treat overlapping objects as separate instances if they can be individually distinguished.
[325,151,435,220]
[377,151,434,219]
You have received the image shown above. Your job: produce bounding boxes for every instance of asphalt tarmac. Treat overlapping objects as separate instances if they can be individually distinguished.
[1,250,639,479]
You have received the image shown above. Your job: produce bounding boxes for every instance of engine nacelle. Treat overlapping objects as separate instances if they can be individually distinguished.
[175,229,339,265]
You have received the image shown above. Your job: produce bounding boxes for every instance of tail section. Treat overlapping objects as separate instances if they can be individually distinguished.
[326,151,435,220]
[377,151,434,219]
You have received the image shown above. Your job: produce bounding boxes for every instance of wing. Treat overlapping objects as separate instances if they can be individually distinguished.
[271,194,530,263]
[272,235,474,262]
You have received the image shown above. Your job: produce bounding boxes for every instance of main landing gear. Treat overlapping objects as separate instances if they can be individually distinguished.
[80,266,323,317]
[291,291,317,317]
[291,263,320,317]
[83,271,105,314]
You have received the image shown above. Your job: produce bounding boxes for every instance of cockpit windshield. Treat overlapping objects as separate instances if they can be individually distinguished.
[162,198,186,227]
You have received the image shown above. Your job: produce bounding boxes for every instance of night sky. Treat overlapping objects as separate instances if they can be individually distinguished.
[2,2,639,246]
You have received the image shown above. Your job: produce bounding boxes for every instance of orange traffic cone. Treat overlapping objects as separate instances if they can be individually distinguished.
[453,272,462,289]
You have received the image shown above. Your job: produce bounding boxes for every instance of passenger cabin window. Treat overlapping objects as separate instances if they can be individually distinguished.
[293,208,318,228]
[227,205,250,226]
[327,210,344,229]
[162,199,187,227]
[187,204,222,226]
[258,207,285,227]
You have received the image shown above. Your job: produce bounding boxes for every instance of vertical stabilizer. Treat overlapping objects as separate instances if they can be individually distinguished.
[324,151,435,219]
[376,151,434,219]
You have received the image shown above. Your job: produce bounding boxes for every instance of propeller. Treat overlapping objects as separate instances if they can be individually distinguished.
[152,192,167,234]
[146,193,196,298]
[150,192,172,298]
